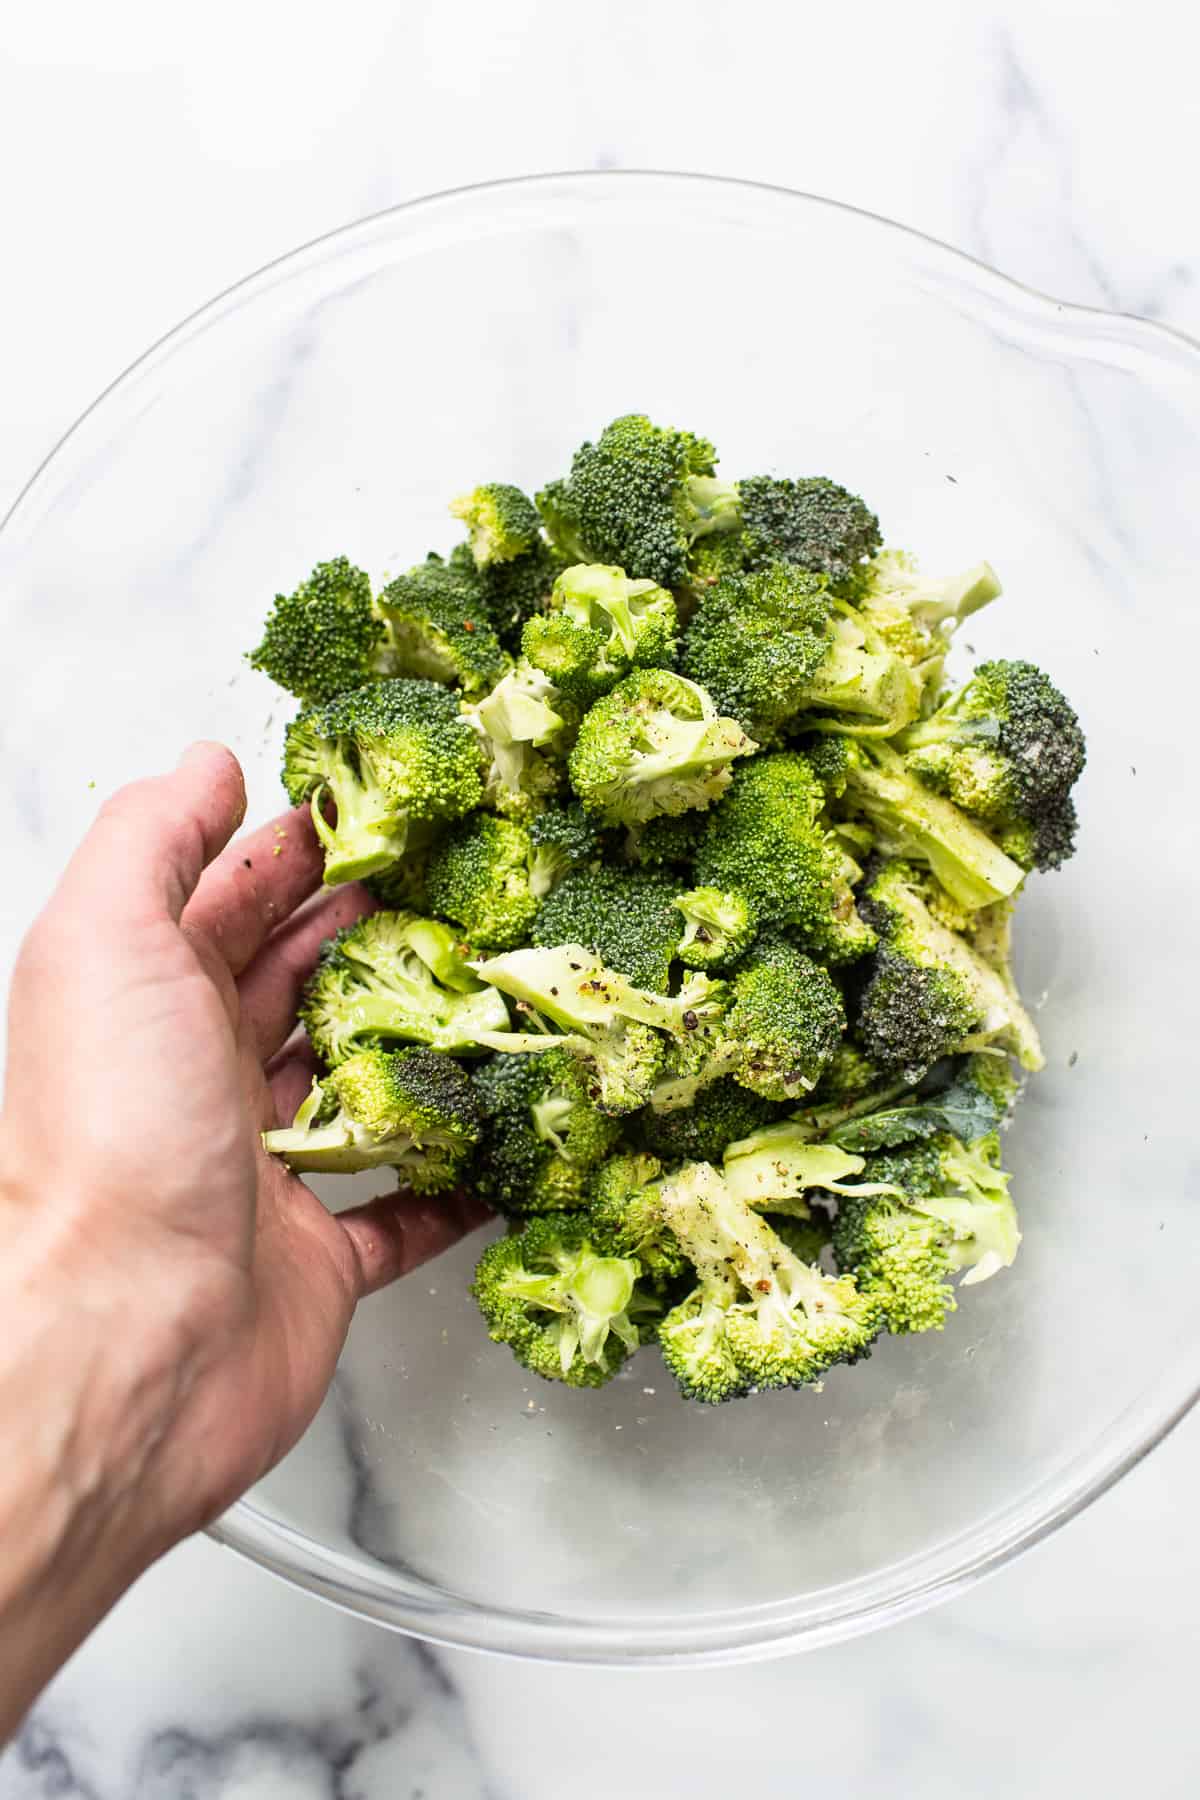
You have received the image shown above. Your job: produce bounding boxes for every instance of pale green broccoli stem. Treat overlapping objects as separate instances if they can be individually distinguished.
[722,1128,902,1209]
[497,1247,641,1372]
[799,640,922,733]
[686,476,742,539]
[305,739,411,884]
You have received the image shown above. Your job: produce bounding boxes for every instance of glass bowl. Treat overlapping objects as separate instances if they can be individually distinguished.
[4,172,1199,1665]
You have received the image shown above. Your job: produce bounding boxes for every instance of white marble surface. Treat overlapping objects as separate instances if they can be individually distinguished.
[2,1,1199,1793]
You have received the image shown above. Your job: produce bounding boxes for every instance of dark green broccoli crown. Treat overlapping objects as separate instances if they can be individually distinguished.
[472,1049,619,1214]
[623,811,705,868]
[449,538,565,653]
[450,483,541,566]
[532,863,683,991]
[812,1041,885,1102]
[528,801,599,864]
[471,1211,644,1387]
[727,933,846,1100]
[249,556,384,705]
[538,414,722,588]
[854,861,985,1076]
[376,554,508,697]
[738,475,882,584]
[424,814,538,950]
[797,731,859,801]
[695,754,875,966]
[639,1077,780,1166]
[330,1044,483,1144]
[680,564,833,741]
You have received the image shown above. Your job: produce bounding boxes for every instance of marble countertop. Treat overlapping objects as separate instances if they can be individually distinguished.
[2,2,1198,1794]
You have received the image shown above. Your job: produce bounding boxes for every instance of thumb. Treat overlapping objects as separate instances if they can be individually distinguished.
[55,742,247,929]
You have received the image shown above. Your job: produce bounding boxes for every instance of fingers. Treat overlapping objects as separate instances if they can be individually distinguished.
[239,882,375,1064]
[55,742,246,930]
[182,803,326,978]
[337,1186,494,1298]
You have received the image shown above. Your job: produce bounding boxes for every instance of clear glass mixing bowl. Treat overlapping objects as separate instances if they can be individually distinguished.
[3,173,1199,1665]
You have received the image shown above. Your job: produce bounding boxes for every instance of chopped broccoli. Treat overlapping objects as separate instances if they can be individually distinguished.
[375,554,508,698]
[586,1150,691,1282]
[282,679,484,885]
[300,910,510,1065]
[621,811,705,869]
[522,563,678,705]
[472,1049,620,1214]
[537,414,740,588]
[248,556,388,705]
[568,668,756,827]
[827,1051,1016,1153]
[451,538,565,652]
[424,814,538,950]
[532,863,682,991]
[472,1213,650,1386]
[852,549,1001,686]
[897,659,1086,871]
[261,1045,481,1184]
[638,1077,780,1167]
[526,803,600,899]
[673,886,757,970]
[722,1120,901,1210]
[737,475,882,584]
[724,934,845,1101]
[450,483,541,566]
[461,660,568,821]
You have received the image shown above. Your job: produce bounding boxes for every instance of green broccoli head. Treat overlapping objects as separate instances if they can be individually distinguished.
[450,483,541,567]
[300,910,510,1065]
[694,753,876,966]
[737,475,882,584]
[533,863,683,991]
[585,1150,692,1283]
[680,565,833,744]
[621,811,705,869]
[261,1045,482,1185]
[522,561,678,707]
[673,886,757,970]
[472,1212,650,1386]
[536,415,740,588]
[724,934,846,1101]
[375,554,508,698]
[472,1049,620,1214]
[526,802,600,900]
[852,550,1002,688]
[282,678,484,885]
[248,556,387,705]
[450,538,565,653]
[568,668,756,827]
[461,660,568,822]
[424,814,538,950]
[898,659,1086,871]
[638,1077,780,1167]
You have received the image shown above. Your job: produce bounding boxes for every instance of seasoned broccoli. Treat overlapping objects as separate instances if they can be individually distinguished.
[826,1052,1016,1154]
[736,475,882,585]
[682,564,921,742]
[722,1120,901,1210]
[261,1045,481,1184]
[722,934,845,1101]
[650,1163,880,1403]
[300,910,510,1065]
[522,563,678,705]
[248,556,388,704]
[527,802,600,899]
[638,1077,780,1167]
[425,814,538,950]
[694,753,876,966]
[472,1049,619,1214]
[461,660,568,821]
[472,1213,650,1386]
[832,1130,1019,1334]
[375,554,508,699]
[532,863,681,992]
[621,811,705,869]
[568,669,756,827]
[852,549,1001,683]
[537,415,740,588]
[282,679,484,885]
[673,887,757,970]
[450,483,541,566]
[450,538,564,652]
[586,1150,691,1282]
[896,659,1086,871]
[855,860,1043,1077]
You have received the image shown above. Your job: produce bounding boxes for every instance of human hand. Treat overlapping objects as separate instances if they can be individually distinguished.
[0,744,489,1731]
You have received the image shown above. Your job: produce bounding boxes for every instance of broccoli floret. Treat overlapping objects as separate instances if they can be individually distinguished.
[470,946,726,1115]
[650,1163,880,1403]
[522,563,678,706]
[621,811,705,869]
[586,1150,691,1282]
[450,538,565,653]
[472,1049,620,1214]
[897,659,1086,871]
[855,861,1043,1077]
[248,556,388,705]
[537,415,740,588]
[638,1077,780,1167]
[282,679,484,886]
[722,1119,902,1211]
[461,661,568,821]
[737,475,882,585]
[375,555,508,699]
[673,887,757,970]
[681,565,920,744]
[424,815,538,950]
[852,549,1001,687]
[568,669,756,827]
[261,1045,482,1184]
[724,934,845,1101]
[694,753,876,966]
[832,1130,1019,1334]
[532,863,682,991]
[300,910,510,1065]
[450,483,541,567]
[527,803,600,899]
[809,736,1025,912]
[472,1213,650,1386]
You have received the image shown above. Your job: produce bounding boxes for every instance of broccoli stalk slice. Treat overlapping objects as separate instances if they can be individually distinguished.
[288,727,412,885]
[722,1125,902,1207]
[497,1249,641,1371]
[797,638,922,734]
[471,946,725,1038]
[262,1047,480,1181]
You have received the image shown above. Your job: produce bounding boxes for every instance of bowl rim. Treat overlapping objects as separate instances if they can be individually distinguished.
[8,168,1199,1664]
